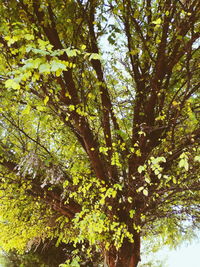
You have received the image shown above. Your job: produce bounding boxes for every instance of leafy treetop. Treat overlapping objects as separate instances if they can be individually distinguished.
[0,0,199,266]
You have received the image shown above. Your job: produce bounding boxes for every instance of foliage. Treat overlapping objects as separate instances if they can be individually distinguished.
[0,241,72,267]
[0,0,199,266]
[0,250,47,267]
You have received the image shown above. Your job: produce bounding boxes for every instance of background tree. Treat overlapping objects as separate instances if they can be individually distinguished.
[0,0,199,266]
[0,240,101,267]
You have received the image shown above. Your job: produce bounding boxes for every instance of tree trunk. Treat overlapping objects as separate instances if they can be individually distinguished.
[104,234,140,267]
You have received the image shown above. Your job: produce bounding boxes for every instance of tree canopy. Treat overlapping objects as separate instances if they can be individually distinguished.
[0,0,199,266]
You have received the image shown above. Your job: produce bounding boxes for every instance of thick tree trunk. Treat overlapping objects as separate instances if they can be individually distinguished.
[104,234,140,267]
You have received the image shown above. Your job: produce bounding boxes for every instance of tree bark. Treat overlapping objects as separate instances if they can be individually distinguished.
[104,234,140,267]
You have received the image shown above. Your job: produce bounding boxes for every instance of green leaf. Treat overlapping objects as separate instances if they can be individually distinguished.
[143,189,148,196]
[65,48,78,57]
[152,18,162,25]
[145,176,151,184]
[81,44,86,50]
[194,156,200,162]
[179,158,189,171]
[32,58,42,69]
[5,79,20,90]
[89,53,101,60]
[22,105,31,115]
[138,165,145,174]
[24,34,34,40]
[39,63,51,73]
[128,197,132,203]
[50,60,67,72]
[129,210,135,219]
[44,96,49,105]
[130,49,139,56]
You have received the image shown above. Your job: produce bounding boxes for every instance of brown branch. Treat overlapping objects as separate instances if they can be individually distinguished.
[86,1,127,181]
[87,1,120,141]
[29,183,80,218]
[17,1,109,183]
[163,127,200,171]
[152,0,171,84]
[1,113,52,155]
[123,1,142,88]
[168,2,200,72]
[0,155,81,218]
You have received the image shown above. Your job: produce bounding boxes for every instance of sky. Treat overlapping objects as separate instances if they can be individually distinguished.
[165,240,200,267]
[140,235,200,267]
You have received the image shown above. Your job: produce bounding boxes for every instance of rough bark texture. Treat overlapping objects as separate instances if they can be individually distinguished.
[105,235,141,267]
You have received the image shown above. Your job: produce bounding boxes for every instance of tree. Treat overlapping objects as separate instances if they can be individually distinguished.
[0,0,199,266]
